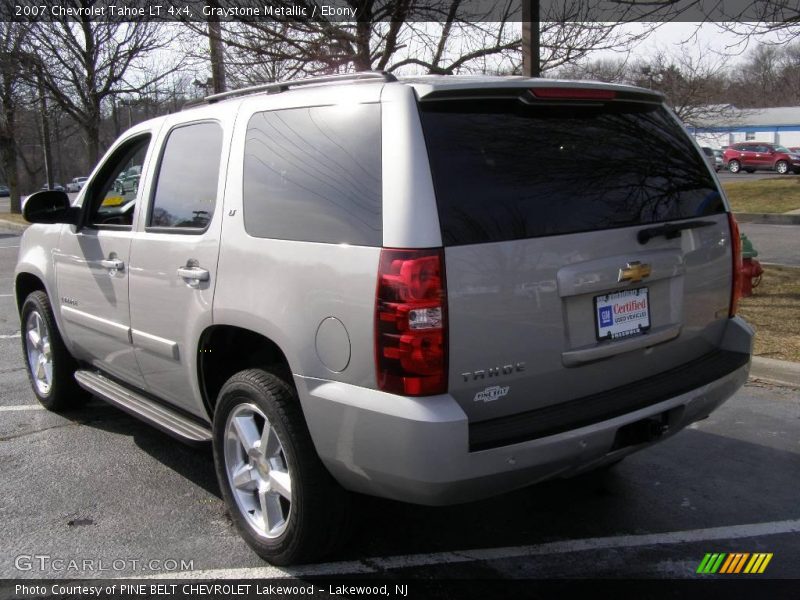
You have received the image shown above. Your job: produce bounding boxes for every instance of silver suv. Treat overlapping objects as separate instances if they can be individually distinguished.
[16,73,753,565]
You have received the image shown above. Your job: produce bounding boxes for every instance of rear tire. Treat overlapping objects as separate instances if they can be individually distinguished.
[20,291,87,411]
[213,369,350,565]
[727,160,741,173]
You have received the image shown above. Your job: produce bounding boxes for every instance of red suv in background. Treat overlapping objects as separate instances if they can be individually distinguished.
[723,142,800,174]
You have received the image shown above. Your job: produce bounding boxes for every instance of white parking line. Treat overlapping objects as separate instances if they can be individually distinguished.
[0,294,13,297]
[154,518,800,579]
[0,333,21,339]
[0,404,44,412]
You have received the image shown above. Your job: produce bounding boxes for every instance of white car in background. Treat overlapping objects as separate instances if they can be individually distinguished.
[66,177,88,193]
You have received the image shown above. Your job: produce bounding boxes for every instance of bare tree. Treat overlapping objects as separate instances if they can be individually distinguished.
[555,56,629,83]
[0,23,30,213]
[184,0,659,86]
[633,51,731,126]
[778,42,800,102]
[728,44,782,107]
[553,49,734,126]
[714,1,800,46]
[183,0,522,82]
[26,19,184,164]
[723,42,800,107]
[535,1,661,74]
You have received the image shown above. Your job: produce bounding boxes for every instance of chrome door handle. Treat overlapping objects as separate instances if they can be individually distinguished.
[177,266,210,288]
[100,258,124,271]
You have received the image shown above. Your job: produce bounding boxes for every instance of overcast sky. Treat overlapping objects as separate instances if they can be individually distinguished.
[595,22,786,63]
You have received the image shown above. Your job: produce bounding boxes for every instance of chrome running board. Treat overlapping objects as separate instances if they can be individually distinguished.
[74,370,212,444]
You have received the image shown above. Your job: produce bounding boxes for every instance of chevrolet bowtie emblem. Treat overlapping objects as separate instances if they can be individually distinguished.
[618,261,652,283]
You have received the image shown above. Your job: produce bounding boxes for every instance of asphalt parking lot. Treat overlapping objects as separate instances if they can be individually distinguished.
[739,223,800,267]
[0,228,798,585]
[716,171,797,182]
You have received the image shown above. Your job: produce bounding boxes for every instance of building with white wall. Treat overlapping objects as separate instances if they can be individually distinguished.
[688,106,800,148]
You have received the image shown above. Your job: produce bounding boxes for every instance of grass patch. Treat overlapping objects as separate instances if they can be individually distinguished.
[723,178,800,214]
[738,264,800,362]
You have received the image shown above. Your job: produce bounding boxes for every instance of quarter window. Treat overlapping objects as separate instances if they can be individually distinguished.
[149,122,223,230]
[242,104,382,246]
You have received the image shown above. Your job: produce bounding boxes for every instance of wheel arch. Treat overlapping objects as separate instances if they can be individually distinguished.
[197,325,295,418]
[15,254,80,364]
[15,271,47,315]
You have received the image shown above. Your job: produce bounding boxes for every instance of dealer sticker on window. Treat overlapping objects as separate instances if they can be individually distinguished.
[595,287,651,340]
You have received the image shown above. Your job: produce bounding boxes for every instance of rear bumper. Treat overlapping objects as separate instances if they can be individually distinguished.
[297,317,753,506]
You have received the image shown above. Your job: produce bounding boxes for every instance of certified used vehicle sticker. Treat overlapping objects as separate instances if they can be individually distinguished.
[595,287,651,340]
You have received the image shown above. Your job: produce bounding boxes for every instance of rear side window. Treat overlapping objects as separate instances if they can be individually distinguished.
[243,104,382,246]
[149,122,223,230]
[420,100,724,246]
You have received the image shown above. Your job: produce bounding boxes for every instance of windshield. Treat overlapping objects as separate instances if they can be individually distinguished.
[776,146,790,152]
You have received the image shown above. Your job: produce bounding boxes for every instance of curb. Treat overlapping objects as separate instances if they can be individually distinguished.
[750,356,800,388]
[735,213,800,225]
[0,218,28,232]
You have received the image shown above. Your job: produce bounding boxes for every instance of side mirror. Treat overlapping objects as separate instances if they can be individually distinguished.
[22,191,80,225]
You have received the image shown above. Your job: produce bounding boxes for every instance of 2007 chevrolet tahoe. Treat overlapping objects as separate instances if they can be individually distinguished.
[16,72,752,564]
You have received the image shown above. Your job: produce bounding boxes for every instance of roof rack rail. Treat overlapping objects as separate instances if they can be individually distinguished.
[184,71,397,109]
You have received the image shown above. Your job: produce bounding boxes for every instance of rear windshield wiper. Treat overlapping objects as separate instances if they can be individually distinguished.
[637,220,716,244]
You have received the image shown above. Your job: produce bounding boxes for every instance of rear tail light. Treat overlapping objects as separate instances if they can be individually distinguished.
[375,248,447,396]
[728,213,743,317]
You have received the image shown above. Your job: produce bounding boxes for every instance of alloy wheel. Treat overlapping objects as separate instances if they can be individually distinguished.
[223,403,292,539]
[25,310,53,396]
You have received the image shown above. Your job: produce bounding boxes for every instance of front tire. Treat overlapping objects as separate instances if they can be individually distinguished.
[728,160,741,173]
[20,291,87,411]
[213,369,350,565]
[776,160,789,174]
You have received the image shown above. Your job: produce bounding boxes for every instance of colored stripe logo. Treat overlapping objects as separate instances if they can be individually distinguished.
[697,553,773,574]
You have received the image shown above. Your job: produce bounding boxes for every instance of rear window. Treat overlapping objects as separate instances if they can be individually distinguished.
[420,99,724,246]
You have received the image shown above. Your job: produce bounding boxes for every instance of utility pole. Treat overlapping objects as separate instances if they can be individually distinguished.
[522,0,540,77]
[207,0,226,94]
